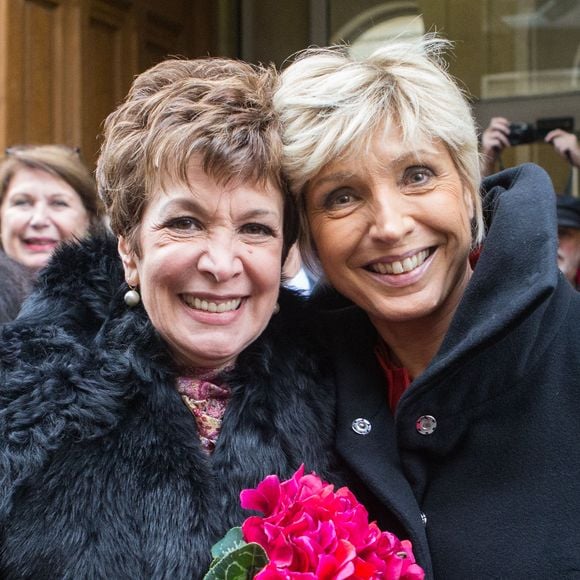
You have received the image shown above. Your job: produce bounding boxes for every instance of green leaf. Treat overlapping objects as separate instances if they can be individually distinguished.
[203,542,269,580]
[210,527,246,560]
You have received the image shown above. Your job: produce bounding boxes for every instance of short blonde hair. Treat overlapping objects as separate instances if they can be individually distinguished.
[0,145,101,228]
[274,35,483,271]
[97,57,297,258]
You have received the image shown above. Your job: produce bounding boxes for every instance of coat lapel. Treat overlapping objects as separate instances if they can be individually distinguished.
[328,307,433,575]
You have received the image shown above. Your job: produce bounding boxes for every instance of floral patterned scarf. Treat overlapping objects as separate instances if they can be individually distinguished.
[176,366,233,454]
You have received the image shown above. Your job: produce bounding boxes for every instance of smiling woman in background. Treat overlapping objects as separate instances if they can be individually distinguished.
[0,145,101,271]
[275,35,580,578]
[0,57,337,578]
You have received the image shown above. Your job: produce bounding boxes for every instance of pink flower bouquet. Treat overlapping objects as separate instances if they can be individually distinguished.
[203,466,424,579]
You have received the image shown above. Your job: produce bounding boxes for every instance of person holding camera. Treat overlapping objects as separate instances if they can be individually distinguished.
[480,116,512,176]
[480,117,537,175]
[545,128,580,168]
[481,117,580,176]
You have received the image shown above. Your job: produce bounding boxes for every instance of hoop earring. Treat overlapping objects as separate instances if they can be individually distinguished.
[124,285,141,307]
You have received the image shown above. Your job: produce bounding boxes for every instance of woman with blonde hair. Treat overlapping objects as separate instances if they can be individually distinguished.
[0,145,101,271]
[275,35,580,578]
[0,57,337,578]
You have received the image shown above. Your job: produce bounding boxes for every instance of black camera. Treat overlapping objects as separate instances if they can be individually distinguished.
[508,122,537,146]
[509,116,575,146]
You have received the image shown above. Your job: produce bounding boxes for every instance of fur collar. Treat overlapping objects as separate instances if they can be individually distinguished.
[0,234,338,578]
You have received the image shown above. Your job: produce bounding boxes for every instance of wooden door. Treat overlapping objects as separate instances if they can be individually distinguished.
[0,0,217,167]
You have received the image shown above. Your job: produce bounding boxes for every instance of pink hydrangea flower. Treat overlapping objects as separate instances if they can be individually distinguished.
[240,466,425,579]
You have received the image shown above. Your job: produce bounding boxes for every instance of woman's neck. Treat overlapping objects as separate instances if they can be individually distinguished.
[177,361,235,380]
[374,316,449,379]
[371,265,472,379]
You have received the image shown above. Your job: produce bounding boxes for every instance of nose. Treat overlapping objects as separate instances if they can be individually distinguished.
[368,190,414,242]
[197,231,243,283]
[29,202,50,228]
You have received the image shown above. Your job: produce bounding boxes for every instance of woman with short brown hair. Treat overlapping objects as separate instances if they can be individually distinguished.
[0,57,336,578]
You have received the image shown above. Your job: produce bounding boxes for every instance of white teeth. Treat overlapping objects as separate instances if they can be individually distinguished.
[183,296,242,312]
[370,249,430,275]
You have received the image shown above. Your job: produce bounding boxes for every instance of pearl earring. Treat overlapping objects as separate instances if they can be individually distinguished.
[124,286,141,307]
[273,302,280,314]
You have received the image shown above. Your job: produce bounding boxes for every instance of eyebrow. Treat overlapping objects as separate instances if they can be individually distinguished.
[159,197,205,216]
[239,208,281,220]
[308,171,356,191]
[7,190,76,198]
[159,197,281,221]
[309,147,441,190]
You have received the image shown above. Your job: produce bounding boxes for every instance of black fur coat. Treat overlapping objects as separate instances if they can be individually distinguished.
[0,235,338,579]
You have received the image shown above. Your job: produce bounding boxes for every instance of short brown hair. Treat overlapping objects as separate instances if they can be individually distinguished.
[0,145,101,228]
[96,57,297,257]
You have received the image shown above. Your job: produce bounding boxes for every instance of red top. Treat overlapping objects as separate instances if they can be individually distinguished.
[374,340,412,412]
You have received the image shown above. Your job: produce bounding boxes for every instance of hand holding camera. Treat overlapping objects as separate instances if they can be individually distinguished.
[481,116,578,176]
[545,129,580,168]
[481,116,512,176]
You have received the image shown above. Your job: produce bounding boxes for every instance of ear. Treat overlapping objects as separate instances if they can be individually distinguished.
[118,236,140,286]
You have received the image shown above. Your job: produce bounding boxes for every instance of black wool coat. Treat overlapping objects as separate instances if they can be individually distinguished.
[317,164,580,579]
[0,236,339,579]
